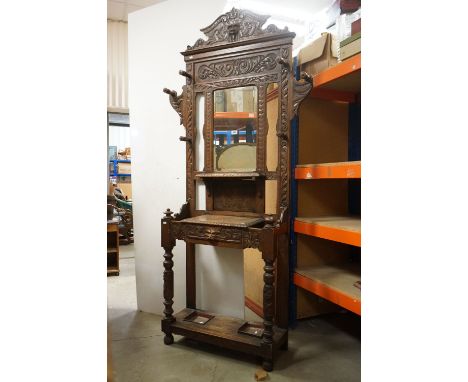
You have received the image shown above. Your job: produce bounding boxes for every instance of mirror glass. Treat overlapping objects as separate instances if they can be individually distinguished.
[195,93,205,171]
[213,86,257,171]
[266,83,279,172]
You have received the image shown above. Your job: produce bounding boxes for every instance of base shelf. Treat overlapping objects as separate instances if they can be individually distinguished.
[294,264,361,315]
[166,308,287,357]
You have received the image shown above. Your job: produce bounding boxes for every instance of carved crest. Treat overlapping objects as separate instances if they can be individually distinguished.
[186,8,290,51]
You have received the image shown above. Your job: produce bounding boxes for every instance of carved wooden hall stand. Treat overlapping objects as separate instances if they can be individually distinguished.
[160,8,311,371]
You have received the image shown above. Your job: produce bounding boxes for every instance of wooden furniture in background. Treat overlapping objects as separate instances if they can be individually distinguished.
[291,53,361,320]
[160,8,311,371]
[107,218,120,276]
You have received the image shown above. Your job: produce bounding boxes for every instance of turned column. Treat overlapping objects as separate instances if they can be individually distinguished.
[260,227,276,371]
[161,208,176,345]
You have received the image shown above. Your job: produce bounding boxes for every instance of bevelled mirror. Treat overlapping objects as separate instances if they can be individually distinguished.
[213,86,258,172]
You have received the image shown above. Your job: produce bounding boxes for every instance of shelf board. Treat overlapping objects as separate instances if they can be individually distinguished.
[295,161,361,179]
[294,264,361,315]
[179,214,264,228]
[214,112,256,119]
[169,308,287,355]
[295,216,361,246]
[312,53,361,94]
[195,171,261,179]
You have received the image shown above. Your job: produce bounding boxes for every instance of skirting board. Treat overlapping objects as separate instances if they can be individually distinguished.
[244,296,264,319]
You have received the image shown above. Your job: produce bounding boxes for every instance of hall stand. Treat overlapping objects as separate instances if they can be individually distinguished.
[159,8,312,371]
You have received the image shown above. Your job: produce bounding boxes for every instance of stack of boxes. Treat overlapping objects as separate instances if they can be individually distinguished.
[297,0,361,76]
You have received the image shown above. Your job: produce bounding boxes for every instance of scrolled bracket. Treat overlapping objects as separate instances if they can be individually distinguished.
[174,199,191,221]
[163,87,184,125]
[276,57,290,71]
[292,71,313,117]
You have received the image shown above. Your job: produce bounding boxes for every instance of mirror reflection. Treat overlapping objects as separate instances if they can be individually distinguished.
[213,86,258,171]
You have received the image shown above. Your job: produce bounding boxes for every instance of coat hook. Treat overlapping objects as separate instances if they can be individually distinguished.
[163,88,177,97]
[178,70,192,79]
[179,136,192,143]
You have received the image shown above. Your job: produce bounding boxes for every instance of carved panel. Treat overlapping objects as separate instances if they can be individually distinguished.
[195,74,279,92]
[243,229,261,248]
[171,222,260,249]
[197,53,277,81]
[212,179,258,212]
[204,91,213,172]
[186,8,290,51]
[278,47,290,210]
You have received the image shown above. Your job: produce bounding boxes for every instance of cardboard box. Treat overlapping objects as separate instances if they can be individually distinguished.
[117,162,131,174]
[340,37,361,60]
[298,33,338,77]
[117,182,132,199]
[351,18,361,34]
[340,0,360,13]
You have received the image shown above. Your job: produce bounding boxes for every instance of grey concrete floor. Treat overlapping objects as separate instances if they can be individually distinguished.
[108,244,360,381]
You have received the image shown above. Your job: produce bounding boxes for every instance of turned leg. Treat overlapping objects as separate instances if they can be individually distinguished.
[262,258,275,371]
[161,209,176,345]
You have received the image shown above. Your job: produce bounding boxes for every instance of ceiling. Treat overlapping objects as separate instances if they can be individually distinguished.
[107,0,168,21]
[108,0,336,23]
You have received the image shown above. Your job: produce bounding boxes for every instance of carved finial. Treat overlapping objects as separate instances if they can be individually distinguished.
[163,208,173,219]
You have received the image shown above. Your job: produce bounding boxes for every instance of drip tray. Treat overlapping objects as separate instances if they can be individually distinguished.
[238,322,264,338]
[183,311,214,325]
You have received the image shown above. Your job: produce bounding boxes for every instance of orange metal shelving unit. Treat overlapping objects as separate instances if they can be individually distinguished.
[292,52,361,320]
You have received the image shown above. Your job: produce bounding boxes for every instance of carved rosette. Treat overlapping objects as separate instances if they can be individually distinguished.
[171,223,260,249]
[186,8,291,51]
[198,53,277,80]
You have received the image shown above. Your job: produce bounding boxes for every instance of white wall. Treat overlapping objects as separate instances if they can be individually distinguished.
[128,0,246,318]
[108,20,128,111]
